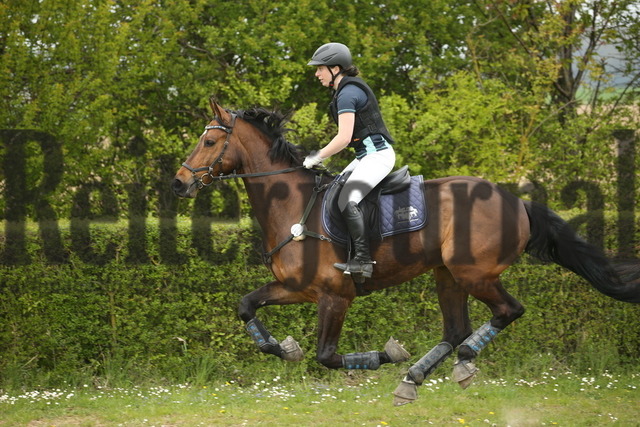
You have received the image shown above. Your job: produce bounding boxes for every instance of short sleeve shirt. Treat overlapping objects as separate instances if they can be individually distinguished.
[335,84,368,115]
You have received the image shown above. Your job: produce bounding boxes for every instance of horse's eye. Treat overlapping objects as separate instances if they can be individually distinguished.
[204,139,215,147]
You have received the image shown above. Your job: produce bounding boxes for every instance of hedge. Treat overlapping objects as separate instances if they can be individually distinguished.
[1,215,639,389]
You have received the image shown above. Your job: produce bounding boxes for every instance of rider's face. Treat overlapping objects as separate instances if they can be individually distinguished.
[315,65,339,87]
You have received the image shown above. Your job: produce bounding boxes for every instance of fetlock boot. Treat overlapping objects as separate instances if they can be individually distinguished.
[334,201,375,278]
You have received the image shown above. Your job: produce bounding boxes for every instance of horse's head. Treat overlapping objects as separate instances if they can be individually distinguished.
[172,99,241,198]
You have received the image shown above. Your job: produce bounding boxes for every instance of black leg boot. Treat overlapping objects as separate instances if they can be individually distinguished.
[334,201,375,278]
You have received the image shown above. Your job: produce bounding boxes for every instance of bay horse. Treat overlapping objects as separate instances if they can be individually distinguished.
[172,99,640,406]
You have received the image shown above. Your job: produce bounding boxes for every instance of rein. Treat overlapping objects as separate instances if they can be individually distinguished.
[181,112,334,262]
[181,112,305,187]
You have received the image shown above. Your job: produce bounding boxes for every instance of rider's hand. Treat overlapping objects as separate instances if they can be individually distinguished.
[303,151,324,169]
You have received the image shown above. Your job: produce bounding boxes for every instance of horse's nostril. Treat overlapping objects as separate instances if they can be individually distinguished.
[171,178,184,194]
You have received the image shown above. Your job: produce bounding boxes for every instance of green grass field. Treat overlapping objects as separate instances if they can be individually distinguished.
[2,368,638,426]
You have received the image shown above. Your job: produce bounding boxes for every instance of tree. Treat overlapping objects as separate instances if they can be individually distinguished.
[453,0,640,198]
[468,0,639,119]
[1,0,638,218]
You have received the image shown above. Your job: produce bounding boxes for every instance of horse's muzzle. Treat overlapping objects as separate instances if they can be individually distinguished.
[172,177,196,198]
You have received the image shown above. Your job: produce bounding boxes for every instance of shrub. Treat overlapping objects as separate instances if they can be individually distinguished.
[0,216,638,389]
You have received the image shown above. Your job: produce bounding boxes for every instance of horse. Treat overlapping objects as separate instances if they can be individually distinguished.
[172,98,640,406]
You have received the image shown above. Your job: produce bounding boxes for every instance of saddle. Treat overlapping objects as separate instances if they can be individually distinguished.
[321,166,428,246]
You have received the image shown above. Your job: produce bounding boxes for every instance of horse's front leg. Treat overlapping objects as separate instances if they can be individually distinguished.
[316,293,411,370]
[238,281,304,362]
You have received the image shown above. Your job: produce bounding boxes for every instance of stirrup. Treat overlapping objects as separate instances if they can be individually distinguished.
[334,259,375,278]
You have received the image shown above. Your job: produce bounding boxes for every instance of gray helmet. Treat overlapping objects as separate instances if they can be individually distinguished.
[307,42,352,69]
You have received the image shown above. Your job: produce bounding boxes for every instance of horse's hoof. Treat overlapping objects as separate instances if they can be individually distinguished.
[385,337,411,363]
[392,379,418,406]
[452,359,478,389]
[458,376,475,390]
[393,395,415,406]
[280,336,304,362]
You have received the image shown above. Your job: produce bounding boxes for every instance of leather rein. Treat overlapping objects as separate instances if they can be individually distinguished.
[181,113,333,262]
[181,112,302,188]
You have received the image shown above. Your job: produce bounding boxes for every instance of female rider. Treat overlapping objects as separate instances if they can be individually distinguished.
[303,42,396,278]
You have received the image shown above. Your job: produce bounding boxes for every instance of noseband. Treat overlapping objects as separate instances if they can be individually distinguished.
[181,113,238,189]
[181,111,306,187]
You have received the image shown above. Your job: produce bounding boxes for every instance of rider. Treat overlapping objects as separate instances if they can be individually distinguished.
[303,42,396,278]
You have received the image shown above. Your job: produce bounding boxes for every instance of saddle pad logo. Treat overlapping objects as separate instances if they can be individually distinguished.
[394,206,419,223]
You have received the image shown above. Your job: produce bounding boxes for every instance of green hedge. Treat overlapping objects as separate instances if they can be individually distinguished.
[1,216,639,389]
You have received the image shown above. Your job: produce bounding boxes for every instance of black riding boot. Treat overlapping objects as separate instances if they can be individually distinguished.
[334,201,375,278]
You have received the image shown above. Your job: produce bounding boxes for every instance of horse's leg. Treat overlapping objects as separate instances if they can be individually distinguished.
[451,274,525,389]
[238,280,305,362]
[315,293,411,370]
[393,267,471,405]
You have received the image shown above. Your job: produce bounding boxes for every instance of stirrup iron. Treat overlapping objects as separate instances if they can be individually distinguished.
[334,259,375,278]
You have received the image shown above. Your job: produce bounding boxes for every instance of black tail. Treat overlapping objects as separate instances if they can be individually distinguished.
[523,200,640,303]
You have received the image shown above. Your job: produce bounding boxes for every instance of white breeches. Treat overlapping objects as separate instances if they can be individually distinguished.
[337,147,396,211]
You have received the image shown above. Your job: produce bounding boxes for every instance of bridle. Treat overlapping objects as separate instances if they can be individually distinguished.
[180,110,334,262]
[181,112,303,188]
[181,113,238,189]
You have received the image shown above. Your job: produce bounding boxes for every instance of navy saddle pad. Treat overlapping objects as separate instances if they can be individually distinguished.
[321,167,428,246]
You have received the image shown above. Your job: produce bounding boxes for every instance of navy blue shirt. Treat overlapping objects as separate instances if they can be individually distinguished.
[336,83,392,158]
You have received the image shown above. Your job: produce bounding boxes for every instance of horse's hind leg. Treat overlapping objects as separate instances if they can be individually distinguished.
[452,273,525,389]
[238,281,305,362]
[393,267,471,405]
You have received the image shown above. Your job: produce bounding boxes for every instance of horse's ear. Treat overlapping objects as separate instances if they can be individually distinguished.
[209,96,231,125]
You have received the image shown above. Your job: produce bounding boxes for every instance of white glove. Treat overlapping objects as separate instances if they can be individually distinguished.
[303,151,324,169]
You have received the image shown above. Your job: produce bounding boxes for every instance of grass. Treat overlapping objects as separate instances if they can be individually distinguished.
[1,368,638,426]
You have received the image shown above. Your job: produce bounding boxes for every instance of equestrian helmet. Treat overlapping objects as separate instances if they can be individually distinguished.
[307,42,352,69]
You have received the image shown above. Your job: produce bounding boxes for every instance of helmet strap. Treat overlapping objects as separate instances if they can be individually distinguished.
[328,66,344,88]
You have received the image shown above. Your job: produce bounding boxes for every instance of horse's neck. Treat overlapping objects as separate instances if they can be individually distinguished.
[237,131,316,239]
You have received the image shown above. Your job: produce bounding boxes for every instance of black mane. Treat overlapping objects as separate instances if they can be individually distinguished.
[236,107,302,166]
